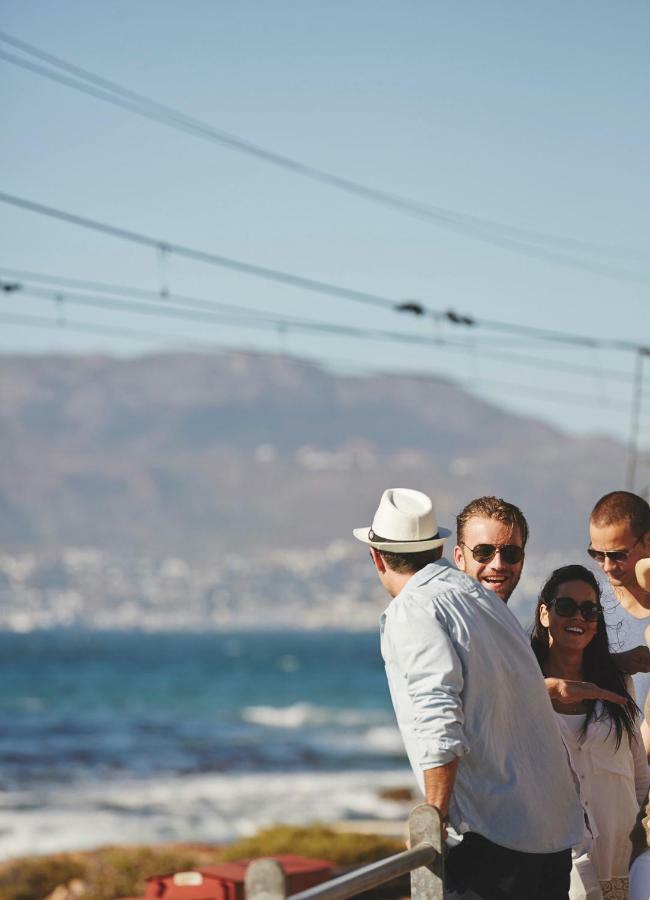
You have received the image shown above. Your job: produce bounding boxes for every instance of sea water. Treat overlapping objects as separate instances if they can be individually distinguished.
[0,630,414,859]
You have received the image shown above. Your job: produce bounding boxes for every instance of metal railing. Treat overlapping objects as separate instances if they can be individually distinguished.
[244,804,443,900]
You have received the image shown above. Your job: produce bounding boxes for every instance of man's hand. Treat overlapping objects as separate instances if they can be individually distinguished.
[612,646,650,675]
[429,807,448,843]
[545,677,628,706]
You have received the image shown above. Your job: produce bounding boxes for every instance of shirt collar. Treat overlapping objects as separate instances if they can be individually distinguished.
[402,557,455,591]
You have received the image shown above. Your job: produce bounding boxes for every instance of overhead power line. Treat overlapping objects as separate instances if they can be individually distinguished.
[0,310,635,414]
[0,190,397,312]
[0,310,207,349]
[0,266,568,351]
[1,191,648,356]
[3,278,640,385]
[13,282,432,342]
[0,265,320,324]
[1,30,649,281]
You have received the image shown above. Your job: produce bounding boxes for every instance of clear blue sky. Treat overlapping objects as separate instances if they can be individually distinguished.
[1,1,649,450]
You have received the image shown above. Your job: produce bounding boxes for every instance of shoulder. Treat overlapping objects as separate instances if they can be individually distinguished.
[408,559,492,600]
[384,563,507,633]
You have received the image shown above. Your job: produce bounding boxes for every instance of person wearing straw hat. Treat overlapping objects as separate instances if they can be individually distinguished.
[354,488,585,900]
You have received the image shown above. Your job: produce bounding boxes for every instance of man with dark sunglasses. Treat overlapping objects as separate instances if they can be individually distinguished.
[454,495,528,603]
[589,490,650,752]
[455,495,629,713]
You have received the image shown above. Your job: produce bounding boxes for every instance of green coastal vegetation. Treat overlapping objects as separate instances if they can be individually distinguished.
[0,826,404,900]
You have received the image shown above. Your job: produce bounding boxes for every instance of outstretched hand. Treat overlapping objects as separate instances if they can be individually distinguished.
[546,677,628,706]
[612,645,650,675]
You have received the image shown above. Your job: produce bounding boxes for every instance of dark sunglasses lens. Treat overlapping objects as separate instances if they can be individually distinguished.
[581,604,602,622]
[553,597,601,621]
[472,544,497,563]
[553,597,578,617]
[588,547,627,563]
[472,544,523,564]
[501,545,524,564]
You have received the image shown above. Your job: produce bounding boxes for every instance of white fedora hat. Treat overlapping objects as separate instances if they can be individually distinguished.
[353,488,450,553]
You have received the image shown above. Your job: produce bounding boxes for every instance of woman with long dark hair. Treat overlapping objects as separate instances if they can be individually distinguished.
[532,564,649,900]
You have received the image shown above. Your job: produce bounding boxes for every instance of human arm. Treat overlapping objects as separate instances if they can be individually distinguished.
[386,593,468,770]
[544,677,628,706]
[641,718,650,761]
[423,758,459,840]
[424,757,459,814]
[612,646,650,675]
[642,688,650,761]
[634,721,650,805]
[626,678,650,805]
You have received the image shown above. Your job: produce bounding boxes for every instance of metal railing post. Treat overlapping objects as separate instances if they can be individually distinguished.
[408,804,444,900]
[243,803,443,900]
[245,858,287,900]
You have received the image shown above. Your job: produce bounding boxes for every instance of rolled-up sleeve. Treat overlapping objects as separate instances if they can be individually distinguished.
[386,593,469,768]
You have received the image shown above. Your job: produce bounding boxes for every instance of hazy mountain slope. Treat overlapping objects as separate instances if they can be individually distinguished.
[0,351,624,557]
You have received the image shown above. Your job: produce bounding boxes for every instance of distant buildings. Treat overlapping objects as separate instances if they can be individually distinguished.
[0,543,568,632]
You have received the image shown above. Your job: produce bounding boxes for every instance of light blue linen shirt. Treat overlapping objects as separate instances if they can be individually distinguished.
[380,559,585,854]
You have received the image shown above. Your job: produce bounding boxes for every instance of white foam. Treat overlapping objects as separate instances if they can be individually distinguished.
[241,703,390,729]
[0,769,418,861]
[363,727,405,754]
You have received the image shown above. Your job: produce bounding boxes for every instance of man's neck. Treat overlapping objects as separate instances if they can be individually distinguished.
[613,582,650,617]
[387,559,442,598]
[387,570,416,598]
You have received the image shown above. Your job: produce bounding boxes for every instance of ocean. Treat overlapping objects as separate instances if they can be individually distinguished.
[0,630,414,860]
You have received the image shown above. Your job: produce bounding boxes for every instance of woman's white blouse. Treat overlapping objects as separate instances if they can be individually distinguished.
[556,693,649,881]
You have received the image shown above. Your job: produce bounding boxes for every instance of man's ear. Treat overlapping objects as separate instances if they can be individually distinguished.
[370,547,387,574]
[453,544,466,570]
[642,531,650,556]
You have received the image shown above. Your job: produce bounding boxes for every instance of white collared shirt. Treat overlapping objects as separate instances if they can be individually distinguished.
[380,558,585,853]
[556,688,649,879]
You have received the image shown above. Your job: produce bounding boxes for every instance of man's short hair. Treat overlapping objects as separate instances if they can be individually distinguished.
[456,496,529,547]
[590,491,650,538]
[379,547,443,575]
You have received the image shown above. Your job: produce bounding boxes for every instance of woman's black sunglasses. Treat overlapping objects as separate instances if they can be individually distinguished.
[460,542,524,564]
[546,596,603,622]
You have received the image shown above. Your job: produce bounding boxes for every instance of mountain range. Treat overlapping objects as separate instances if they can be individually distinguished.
[0,350,625,559]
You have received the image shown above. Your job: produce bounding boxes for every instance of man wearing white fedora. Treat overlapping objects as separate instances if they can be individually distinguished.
[354,488,585,900]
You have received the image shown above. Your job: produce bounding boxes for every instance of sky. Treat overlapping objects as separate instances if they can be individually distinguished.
[1,1,649,465]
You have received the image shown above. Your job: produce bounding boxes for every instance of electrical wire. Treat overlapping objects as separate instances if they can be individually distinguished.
[1,31,649,280]
[0,265,575,351]
[0,310,206,349]
[0,265,320,323]
[1,191,648,356]
[5,281,640,385]
[0,190,398,312]
[0,310,633,413]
